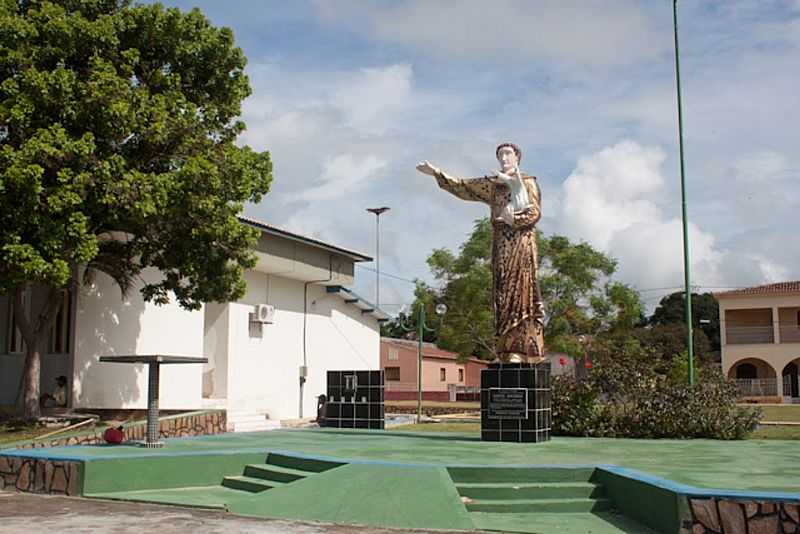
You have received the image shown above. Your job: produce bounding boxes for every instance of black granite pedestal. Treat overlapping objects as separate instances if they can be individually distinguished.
[322,370,385,429]
[480,362,551,443]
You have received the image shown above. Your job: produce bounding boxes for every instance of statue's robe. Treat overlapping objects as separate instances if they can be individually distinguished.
[434,171,545,362]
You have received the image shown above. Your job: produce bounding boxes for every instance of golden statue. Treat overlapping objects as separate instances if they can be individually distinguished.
[416,143,545,363]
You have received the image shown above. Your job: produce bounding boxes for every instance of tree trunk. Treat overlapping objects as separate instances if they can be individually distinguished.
[13,285,66,420]
[19,343,42,420]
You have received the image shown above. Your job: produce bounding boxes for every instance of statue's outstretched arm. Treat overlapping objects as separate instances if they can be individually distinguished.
[416,160,493,204]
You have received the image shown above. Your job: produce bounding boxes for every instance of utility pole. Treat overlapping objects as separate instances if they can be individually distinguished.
[673,0,695,385]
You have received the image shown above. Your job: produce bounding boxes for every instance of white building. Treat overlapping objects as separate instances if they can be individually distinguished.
[0,217,387,427]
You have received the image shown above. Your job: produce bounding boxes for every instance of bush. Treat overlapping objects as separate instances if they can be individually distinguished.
[552,370,762,440]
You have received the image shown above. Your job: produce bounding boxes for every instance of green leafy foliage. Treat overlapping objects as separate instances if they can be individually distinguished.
[650,291,720,350]
[552,340,762,439]
[0,1,271,417]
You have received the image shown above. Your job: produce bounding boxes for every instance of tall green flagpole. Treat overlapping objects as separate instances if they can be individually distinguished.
[673,0,695,385]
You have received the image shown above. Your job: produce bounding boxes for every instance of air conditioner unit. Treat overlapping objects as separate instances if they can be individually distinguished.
[252,304,275,324]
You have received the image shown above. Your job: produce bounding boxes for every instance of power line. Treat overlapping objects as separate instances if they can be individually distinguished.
[355,264,419,285]
[357,262,752,301]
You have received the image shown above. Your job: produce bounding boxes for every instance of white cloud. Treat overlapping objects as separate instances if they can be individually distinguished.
[554,140,800,302]
[561,141,666,250]
[556,141,729,291]
[313,0,666,68]
[330,64,414,135]
[291,154,388,202]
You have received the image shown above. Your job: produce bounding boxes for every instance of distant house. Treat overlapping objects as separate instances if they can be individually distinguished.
[380,338,488,401]
[715,281,800,403]
[0,217,388,429]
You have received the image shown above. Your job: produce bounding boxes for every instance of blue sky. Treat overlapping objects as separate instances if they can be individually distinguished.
[159,0,800,312]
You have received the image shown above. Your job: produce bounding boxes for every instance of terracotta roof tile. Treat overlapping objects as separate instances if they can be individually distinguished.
[714,281,800,298]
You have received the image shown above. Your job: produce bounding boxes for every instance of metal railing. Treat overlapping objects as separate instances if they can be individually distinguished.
[734,378,777,397]
[726,326,774,345]
[447,384,480,401]
[779,325,800,343]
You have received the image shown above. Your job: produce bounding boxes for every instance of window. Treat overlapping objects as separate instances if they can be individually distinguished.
[385,367,400,381]
[388,348,399,360]
[458,369,464,382]
[440,368,446,381]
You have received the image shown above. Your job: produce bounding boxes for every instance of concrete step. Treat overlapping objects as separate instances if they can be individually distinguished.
[456,482,604,500]
[465,497,613,514]
[229,421,274,433]
[470,512,657,533]
[266,452,344,473]
[221,475,281,493]
[226,413,281,433]
[448,466,596,484]
[201,398,227,409]
[243,463,308,483]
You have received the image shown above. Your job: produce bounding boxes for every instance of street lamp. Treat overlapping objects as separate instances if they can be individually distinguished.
[397,302,447,423]
[366,207,390,309]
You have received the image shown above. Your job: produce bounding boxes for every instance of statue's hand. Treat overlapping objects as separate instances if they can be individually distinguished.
[416,160,440,177]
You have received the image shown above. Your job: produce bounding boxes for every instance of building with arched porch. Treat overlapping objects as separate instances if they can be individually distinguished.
[715,281,800,403]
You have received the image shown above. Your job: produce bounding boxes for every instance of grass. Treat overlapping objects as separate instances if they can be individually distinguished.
[0,421,42,446]
[394,422,480,433]
[394,417,800,440]
[752,404,800,422]
[751,425,800,439]
[385,400,479,409]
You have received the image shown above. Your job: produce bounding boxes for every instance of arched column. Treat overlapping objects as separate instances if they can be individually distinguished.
[727,358,779,398]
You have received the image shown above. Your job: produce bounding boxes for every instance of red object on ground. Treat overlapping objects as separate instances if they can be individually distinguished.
[584,361,593,369]
[103,427,124,445]
[559,357,566,366]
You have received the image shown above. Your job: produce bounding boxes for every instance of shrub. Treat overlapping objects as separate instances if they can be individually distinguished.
[552,369,762,440]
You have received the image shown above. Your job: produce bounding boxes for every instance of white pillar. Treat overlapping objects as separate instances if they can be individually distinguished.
[773,307,781,344]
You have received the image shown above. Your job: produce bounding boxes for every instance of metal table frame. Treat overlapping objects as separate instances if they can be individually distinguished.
[99,355,208,447]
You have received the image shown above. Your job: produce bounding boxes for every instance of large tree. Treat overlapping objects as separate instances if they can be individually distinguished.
[649,291,720,351]
[0,1,272,418]
[386,218,643,360]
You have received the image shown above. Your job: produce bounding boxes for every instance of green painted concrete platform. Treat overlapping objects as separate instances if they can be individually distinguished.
[4,429,800,533]
[10,429,798,492]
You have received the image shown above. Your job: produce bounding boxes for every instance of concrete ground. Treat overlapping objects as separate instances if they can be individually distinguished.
[0,491,473,534]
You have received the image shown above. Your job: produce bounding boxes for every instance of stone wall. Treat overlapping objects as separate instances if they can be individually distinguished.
[0,411,226,496]
[0,456,80,495]
[689,498,800,534]
[15,410,226,449]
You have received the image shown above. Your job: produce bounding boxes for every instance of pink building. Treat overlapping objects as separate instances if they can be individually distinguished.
[380,337,488,401]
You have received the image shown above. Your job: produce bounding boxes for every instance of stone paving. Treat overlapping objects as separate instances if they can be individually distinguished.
[0,491,474,534]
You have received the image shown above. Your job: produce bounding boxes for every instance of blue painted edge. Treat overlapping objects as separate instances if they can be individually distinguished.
[596,464,800,502]
[3,436,799,502]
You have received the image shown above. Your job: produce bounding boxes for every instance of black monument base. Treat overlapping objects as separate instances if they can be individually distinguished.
[480,362,551,443]
[322,370,385,430]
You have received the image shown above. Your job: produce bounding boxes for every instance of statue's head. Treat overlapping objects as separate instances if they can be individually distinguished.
[496,143,521,172]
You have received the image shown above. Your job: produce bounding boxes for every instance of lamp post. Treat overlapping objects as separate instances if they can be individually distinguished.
[366,207,390,309]
[397,302,447,423]
[673,0,694,385]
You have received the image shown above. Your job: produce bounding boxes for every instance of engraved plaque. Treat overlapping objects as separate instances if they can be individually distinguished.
[488,388,528,419]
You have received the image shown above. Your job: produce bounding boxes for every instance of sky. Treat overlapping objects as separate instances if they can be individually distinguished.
[160,0,800,314]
